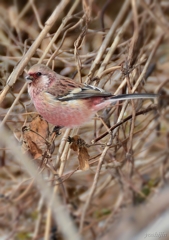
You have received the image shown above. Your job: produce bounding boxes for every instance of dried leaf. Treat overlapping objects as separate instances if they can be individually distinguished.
[22,127,43,159]
[20,116,50,159]
[70,135,90,170]
[78,147,90,171]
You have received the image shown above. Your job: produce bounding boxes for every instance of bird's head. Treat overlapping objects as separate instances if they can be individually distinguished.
[26,64,54,91]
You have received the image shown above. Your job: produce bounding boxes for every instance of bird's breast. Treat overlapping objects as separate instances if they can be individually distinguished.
[31,92,95,127]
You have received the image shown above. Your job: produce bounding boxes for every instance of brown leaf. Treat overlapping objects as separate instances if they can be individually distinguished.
[78,147,90,170]
[22,127,43,159]
[21,116,50,159]
[70,135,90,171]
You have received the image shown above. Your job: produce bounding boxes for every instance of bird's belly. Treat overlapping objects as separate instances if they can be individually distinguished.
[34,99,93,127]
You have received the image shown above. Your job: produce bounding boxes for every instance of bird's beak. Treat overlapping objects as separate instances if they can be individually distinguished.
[25,74,33,83]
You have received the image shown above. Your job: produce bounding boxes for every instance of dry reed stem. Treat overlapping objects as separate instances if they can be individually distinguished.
[0,0,71,104]
[1,1,168,239]
[141,0,169,36]
[101,186,169,240]
[86,0,131,83]
[33,197,44,239]
[0,82,28,126]
[47,15,84,66]
[30,0,44,30]
[98,12,132,88]
[41,0,80,64]
[114,34,164,95]
[131,34,164,93]
[45,128,72,239]
[79,145,111,232]
[0,126,80,240]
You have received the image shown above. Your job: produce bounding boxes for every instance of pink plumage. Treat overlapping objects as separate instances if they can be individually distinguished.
[26,64,157,128]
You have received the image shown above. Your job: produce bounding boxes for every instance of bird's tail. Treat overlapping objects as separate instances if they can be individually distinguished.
[110,93,158,102]
[93,93,158,111]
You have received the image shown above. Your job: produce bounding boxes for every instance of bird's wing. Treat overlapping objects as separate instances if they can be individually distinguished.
[57,84,112,101]
[47,75,113,101]
[46,75,157,101]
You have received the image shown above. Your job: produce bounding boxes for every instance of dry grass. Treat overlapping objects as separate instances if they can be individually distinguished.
[0,0,169,239]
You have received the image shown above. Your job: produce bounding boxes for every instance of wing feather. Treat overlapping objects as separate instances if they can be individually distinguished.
[56,83,112,101]
[46,75,157,102]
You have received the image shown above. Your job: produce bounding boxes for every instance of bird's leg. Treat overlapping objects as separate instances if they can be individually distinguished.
[67,136,72,144]
[52,126,62,136]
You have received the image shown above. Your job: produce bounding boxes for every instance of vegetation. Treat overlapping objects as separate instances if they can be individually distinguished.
[0,0,169,239]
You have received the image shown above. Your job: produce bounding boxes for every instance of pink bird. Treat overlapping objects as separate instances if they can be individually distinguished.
[26,64,157,128]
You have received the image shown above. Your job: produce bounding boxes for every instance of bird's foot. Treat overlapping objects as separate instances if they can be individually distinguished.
[52,126,62,136]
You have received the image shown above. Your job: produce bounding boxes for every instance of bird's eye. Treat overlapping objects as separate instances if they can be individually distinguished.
[36,72,42,77]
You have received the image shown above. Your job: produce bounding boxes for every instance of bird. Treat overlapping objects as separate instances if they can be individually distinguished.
[26,64,157,128]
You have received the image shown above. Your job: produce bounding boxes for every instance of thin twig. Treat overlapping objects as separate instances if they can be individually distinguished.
[79,145,110,232]
[92,105,157,143]
[0,0,71,105]
[86,0,131,83]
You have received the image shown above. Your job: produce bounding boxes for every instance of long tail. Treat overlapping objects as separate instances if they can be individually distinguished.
[110,93,158,102]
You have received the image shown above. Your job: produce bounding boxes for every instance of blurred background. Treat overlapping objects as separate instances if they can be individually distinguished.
[0,0,169,239]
